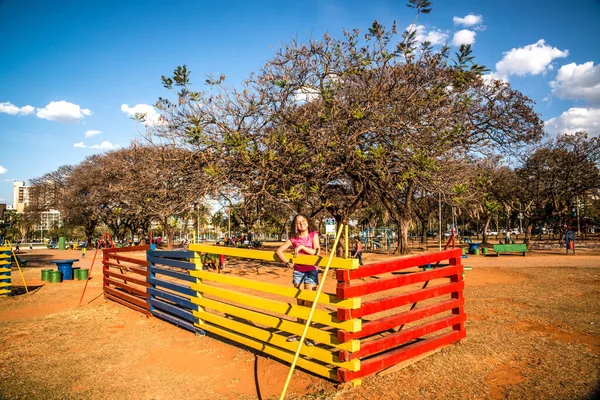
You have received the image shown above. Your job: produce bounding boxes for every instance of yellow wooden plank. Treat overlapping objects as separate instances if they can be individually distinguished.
[194,310,359,371]
[0,268,11,273]
[188,244,358,270]
[0,282,11,287]
[190,282,361,332]
[190,270,360,309]
[191,295,359,352]
[194,321,339,381]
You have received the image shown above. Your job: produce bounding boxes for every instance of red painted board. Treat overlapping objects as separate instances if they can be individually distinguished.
[105,253,150,267]
[337,329,465,381]
[104,269,150,287]
[337,265,461,299]
[104,277,150,297]
[336,249,462,281]
[104,286,150,310]
[337,297,464,341]
[337,280,463,320]
[340,313,466,361]
[105,292,151,316]
[103,245,151,253]
[103,261,149,276]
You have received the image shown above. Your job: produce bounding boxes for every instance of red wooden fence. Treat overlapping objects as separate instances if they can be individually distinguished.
[334,248,465,381]
[103,245,151,316]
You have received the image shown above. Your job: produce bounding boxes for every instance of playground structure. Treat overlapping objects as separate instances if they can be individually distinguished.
[94,237,466,387]
[0,243,28,296]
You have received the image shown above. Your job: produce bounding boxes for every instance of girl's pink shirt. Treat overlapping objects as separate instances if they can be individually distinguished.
[289,231,318,272]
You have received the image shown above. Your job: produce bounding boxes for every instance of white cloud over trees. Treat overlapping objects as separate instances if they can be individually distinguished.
[0,166,7,174]
[121,103,163,126]
[452,29,476,46]
[545,107,600,137]
[406,24,448,45]
[550,61,600,105]
[495,39,568,79]
[36,101,92,122]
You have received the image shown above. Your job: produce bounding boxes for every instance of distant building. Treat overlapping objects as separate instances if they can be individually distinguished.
[40,210,62,231]
[13,181,30,212]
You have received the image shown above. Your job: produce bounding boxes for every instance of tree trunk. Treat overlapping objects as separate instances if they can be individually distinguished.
[398,219,410,255]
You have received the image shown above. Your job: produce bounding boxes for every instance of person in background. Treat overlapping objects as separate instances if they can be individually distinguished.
[352,238,364,266]
[276,214,320,346]
[81,241,87,258]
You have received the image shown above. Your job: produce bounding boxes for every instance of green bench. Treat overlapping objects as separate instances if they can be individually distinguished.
[493,243,527,256]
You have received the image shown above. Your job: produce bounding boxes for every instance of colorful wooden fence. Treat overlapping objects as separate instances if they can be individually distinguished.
[101,244,465,384]
[146,249,201,333]
[0,246,11,297]
[102,245,151,316]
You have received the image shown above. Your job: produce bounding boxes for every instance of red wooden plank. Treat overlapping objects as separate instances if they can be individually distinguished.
[338,280,464,320]
[340,313,466,361]
[337,329,465,382]
[336,249,462,281]
[104,253,150,267]
[104,286,150,310]
[105,292,151,316]
[337,298,464,342]
[337,264,462,299]
[103,269,150,287]
[103,245,151,253]
[104,277,150,297]
[103,261,149,276]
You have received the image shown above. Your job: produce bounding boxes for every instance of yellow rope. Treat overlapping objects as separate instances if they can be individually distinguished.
[279,223,345,400]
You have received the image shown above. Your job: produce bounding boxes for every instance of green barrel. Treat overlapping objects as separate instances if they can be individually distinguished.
[77,269,89,280]
[49,270,62,283]
[73,268,80,280]
[482,247,489,255]
[58,237,66,250]
[473,248,480,255]
[41,269,52,281]
[461,247,467,255]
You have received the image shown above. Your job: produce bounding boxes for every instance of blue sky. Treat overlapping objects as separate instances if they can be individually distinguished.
[1,0,599,205]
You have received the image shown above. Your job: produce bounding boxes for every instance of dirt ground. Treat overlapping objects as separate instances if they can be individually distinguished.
[0,245,598,400]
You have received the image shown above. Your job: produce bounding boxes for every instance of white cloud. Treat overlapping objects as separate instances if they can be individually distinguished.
[85,129,102,138]
[90,141,118,149]
[550,62,600,105]
[36,101,92,122]
[453,14,483,27]
[482,71,509,85]
[544,107,600,137]
[0,166,7,174]
[0,102,35,116]
[452,29,476,46]
[121,103,162,126]
[74,142,87,148]
[495,39,568,79]
[406,24,448,45]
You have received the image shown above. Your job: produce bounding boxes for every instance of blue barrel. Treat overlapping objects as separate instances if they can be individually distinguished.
[57,263,74,280]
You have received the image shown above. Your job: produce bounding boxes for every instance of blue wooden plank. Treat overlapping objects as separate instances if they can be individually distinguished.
[148,255,196,271]
[148,298,196,322]
[148,266,195,283]
[151,309,198,333]
[148,250,195,259]
[148,277,196,296]
[147,287,197,311]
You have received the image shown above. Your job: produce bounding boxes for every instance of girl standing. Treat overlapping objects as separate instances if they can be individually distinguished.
[276,214,320,345]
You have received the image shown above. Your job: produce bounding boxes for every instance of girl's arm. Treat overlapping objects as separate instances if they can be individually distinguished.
[276,240,294,268]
